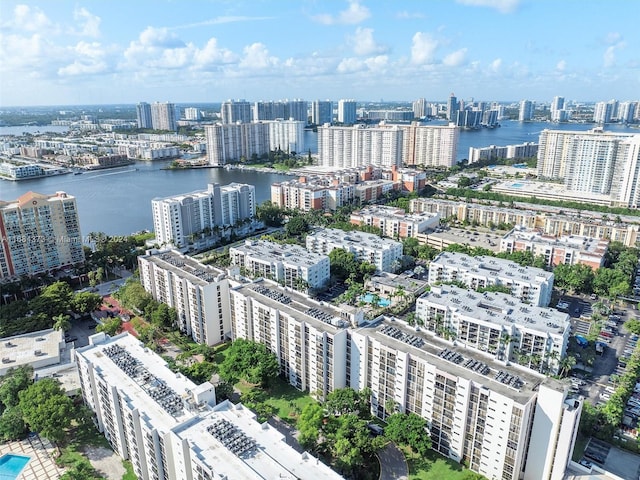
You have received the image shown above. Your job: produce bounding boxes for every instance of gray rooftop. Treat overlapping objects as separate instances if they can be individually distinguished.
[420,285,570,336]
[231,240,328,267]
[142,250,225,286]
[307,228,402,251]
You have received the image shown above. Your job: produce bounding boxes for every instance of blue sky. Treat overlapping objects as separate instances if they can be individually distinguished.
[0,0,638,106]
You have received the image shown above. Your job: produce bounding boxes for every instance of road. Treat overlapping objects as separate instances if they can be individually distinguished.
[377,443,408,480]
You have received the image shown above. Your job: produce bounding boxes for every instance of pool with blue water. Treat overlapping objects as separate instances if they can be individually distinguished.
[0,454,30,480]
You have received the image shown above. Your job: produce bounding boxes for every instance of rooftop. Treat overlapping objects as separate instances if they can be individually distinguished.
[352,205,439,222]
[0,329,63,373]
[502,228,609,256]
[233,280,353,331]
[141,249,226,286]
[358,316,549,403]
[76,333,205,427]
[431,251,554,283]
[231,240,328,267]
[420,284,570,336]
[174,401,342,480]
[307,228,402,251]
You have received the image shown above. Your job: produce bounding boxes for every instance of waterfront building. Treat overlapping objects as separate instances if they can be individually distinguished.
[311,100,333,125]
[364,110,413,122]
[412,98,427,119]
[0,162,46,179]
[384,166,427,192]
[468,142,538,163]
[267,119,305,153]
[455,109,482,129]
[306,227,403,273]
[400,122,459,167]
[136,102,153,129]
[75,332,341,480]
[415,284,570,374]
[204,122,270,166]
[349,205,439,238]
[229,240,330,291]
[428,251,554,307]
[518,100,534,121]
[354,179,401,204]
[151,102,177,131]
[350,317,581,480]
[617,101,636,124]
[0,191,84,280]
[337,99,357,124]
[139,249,231,345]
[500,228,608,270]
[183,107,201,121]
[221,99,252,124]
[447,93,458,121]
[151,183,255,248]
[285,99,308,123]
[253,100,286,121]
[593,101,614,124]
[550,96,566,122]
[271,177,355,212]
[317,124,403,169]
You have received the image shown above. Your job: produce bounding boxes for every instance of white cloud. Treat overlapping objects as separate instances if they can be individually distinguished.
[443,48,467,67]
[337,57,364,73]
[455,0,520,14]
[193,38,237,67]
[138,27,185,48]
[556,60,566,71]
[349,27,387,56]
[7,4,53,32]
[489,58,502,73]
[396,11,426,19]
[73,7,101,37]
[173,16,274,30]
[411,32,439,65]
[364,55,388,71]
[239,43,278,70]
[313,0,370,25]
[602,33,625,68]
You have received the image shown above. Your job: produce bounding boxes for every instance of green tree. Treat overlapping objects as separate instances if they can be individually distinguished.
[30,281,73,317]
[285,216,309,237]
[0,406,27,441]
[70,292,102,314]
[180,361,215,384]
[59,461,101,480]
[256,201,285,227]
[385,412,432,455]
[0,366,33,408]
[324,387,371,419]
[218,339,279,387]
[329,249,359,282]
[625,318,640,335]
[457,176,472,188]
[215,381,235,403]
[96,317,122,336]
[402,237,420,257]
[298,403,325,450]
[18,378,74,444]
[52,314,71,332]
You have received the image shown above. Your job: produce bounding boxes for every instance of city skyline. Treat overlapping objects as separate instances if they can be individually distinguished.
[1,0,638,107]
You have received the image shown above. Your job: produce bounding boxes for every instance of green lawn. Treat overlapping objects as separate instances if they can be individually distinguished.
[572,434,589,462]
[404,448,484,480]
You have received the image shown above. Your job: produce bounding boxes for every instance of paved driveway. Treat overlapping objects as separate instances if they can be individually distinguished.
[378,443,408,480]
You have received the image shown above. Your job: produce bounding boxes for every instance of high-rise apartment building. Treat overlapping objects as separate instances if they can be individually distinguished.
[205,122,270,166]
[428,251,554,307]
[253,100,286,121]
[311,100,333,125]
[285,99,308,123]
[317,124,403,169]
[76,332,341,480]
[400,122,459,167]
[518,100,534,121]
[183,107,201,121]
[593,100,616,124]
[151,102,177,131]
[151,183,255,247]
[337,99,357,124]
[412,98,427,119]
[267,119,305,153]
[447,93,458,121]
[550,96,567,122]
[229,240,330,291]
[139,250,231,344]
[0,191,84,279]
[136,102,152,129]
[618,101,636,123]
[220,99,252,124]
[306,227,403,273]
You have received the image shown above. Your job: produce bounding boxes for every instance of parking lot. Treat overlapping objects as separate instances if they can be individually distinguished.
[581,438,640,480]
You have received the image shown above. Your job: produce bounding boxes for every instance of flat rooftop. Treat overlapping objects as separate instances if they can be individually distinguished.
[1,329,63,372]
[353,205,439,222]
[142,250,225,286]
[231,240,328,267]
[307,228,402,250]
[421,284,570,336]
[367,272,429,293]
[234,280,351,332]
[492,180,612,206]
[76,333,203,427]
[358,316,548,403]
[431,251,554,283]
[174,401,342,480]
[502,229,609,255]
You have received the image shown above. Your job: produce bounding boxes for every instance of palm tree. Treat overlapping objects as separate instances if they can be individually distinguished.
[559,355,577,377]
[53,314,71,332]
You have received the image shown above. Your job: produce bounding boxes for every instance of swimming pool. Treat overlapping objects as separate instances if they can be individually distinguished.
[0,454,30,480]
[511,182,524,188]
[361,293,391,307]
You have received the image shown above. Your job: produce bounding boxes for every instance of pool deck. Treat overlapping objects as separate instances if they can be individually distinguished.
[0,434,66,479]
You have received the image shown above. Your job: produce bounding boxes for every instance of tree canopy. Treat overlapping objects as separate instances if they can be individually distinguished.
[19,378,74,443]
[218,339,279,387]
[384,412,431,455]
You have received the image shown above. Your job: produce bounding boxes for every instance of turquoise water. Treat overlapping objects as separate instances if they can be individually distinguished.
[0,454,30,480]
[361,293,391,307]
[511,182,524,188]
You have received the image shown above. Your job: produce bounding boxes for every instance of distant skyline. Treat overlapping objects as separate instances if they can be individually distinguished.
[0,0,638,107]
